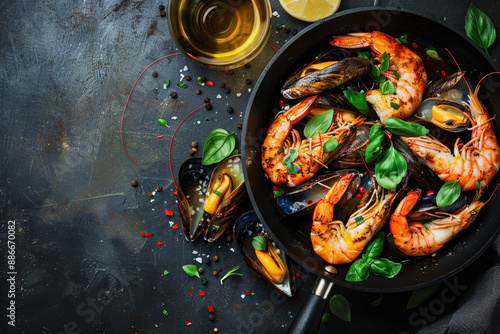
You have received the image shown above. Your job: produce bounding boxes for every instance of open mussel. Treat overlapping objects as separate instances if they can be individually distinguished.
[331,125,371,169]
[415,74,472,132]
[177,155,247,242]
[277,169,360,221]
[406,192,468,221]
[281,57,372,100]
[177,157,215,241]
[234,211,295,297]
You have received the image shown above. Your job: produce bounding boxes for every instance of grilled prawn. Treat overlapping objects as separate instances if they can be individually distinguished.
[331,31,428,123]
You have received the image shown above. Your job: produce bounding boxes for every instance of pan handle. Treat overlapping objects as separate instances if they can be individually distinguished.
[286,277,334,334]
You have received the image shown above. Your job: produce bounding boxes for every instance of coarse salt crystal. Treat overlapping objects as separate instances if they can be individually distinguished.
[180,73,185,80]
[216,94,222,99]
[236,93,241,97]
[150,199,155,203]
[169,221,174,227]
[197,121,201,124]
[272,11,279,17]
[230,248,236,252]
[172,116,178,120]
[248,88,252,93]
[183,65,188,71]
[195,257,203,263]
[192,250,198,254]
[241,294,246,299]
[163,84,167,89]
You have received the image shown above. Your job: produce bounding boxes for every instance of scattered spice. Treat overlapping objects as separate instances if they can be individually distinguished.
[276,24,284,29]
[131,180,139,187]
[220,265,242,284]
[201,278,208,285]
[185,76,191,81]
[158,4,165,10]
[164,270,169,275]
[205,103,213,110]
[358,186,365,194]
[158,241,164,246]
[173,190,177,195]
[295,272,301,278]
[141,232,146,237]
[145,233,155,238]
[196,89,202,95]
[170,91,177,98]
[219,267,222,272]
[212,270,219,276]
[152,71,158,78]
[212,255,219,262]
[165,209,173,216]
[160,11,166,18]
[156,186,163,192]
[209,314,215,322]
[236,123,242,130]
[172,224,179,229]
[246,290,251,295]
[214,328,218,333]
[157,135,164,139]
[226,106,234,113]
[198,267,204,274]
[426,190,435,197]
[177,82,188,88]
[205,80,215,86]
[148,192,153,197]
[162,309,168,316]
[441,70,447,76]
[158,118,170,127]
[185,320,192,326]
[164,80,170,88]
[284,26,291,33]
[220,82,226,88]
[207,305,215,313]
[356,193,362,198]
[292,28,298,35]
[245,79,252,85]
[199,290,206,297]
[412,42,418,48]
[226,235,232,242]
[279,100,285,106]
[198,76,206,85]
[192,142,198,147]
[187,289,193,296]
[204,97,211,103]
[189,148,197,156]
[224,88,231,94]
[204,258,211,265]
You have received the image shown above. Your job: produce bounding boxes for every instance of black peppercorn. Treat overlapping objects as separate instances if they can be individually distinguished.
[284,26,291,33]
[196,89,201,95]
[160,11,166,17]
[205,103,212,110]
[189,148,197,156]
[212,255,219,262]
[159,5,165,10]
[152,71,158,78]
[200,76,206,83]
[236,123,242,130]
[192,141,198,147]
[198,267,204,274]
[204,258,211,265]
[226,106,233,113]
[220,82,225,88]
[131,180,138,187]
[201,278,208,285]
[212,270,218,276]
[147,192,153,197]
[226,235,232,242]
[204,97,210,103]
[225,88,231,94]
[245,79,252,85]
[156,186,163,192]
[292,28,298,35]
[170,91,178,98]
[209,314,215,322]
[185,76,191,81]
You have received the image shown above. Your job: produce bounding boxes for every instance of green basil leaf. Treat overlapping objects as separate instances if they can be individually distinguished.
[346,258,370,282]
[380,52,390,72]
[357,51,374,63]
[321,313,331,324]
[231,149,239,155]
[394,71,401,80]
[252,236,266,251]
[370,295,383,307]
[329,294,351,322]
[370,64,381,81]
[273,186,286,198]
[406,283,442,309]
[395,34,408,44]
[370,258,402,278]
[283,149,299,165]
[303,109,334,138]
[390,102,400,110]
[375,142,407,192]
[354,216,364,226]
[386,233,399,251]
[177,81,188,88]
[182,264,200,278]
[158,118,169,127]
[165,80,170,88]
[202,129,236,165]
[436,180,461,207]
[425,46,442,60]
[365,124,385,163]
[323,138,338,152]
[277,147,284,154]
[465,3,496,57]
[365,232,385,259]
[385,117,429,137]
[287,163,300,174]
[343,90,369,114]
[380,80,396,95]
[475,181,481,189]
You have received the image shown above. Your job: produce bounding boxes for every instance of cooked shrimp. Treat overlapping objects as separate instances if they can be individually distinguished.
[331,31,428,123]
[261,96,363,187]
[403,72,500,191]
[390,189,484,256]
[311,175,398,264]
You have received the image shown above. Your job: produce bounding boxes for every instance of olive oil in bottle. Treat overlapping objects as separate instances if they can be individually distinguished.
[168,0,271,68]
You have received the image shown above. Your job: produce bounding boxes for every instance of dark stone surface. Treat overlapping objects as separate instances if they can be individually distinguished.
[0,0,498,333]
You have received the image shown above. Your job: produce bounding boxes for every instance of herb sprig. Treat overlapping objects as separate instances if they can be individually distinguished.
[220,265,243,285]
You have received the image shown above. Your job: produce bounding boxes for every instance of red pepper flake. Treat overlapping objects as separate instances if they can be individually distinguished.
[426,190,434,197]
[173,190,177,195]
[187,289,193,296]
[358,186,366,194]
[165,209,173,216]
[158,241,164,246]
[207,305,215,313]
[157,135,164,139]
[226,229,230,234]
[145,233,155,238]
[356,193,362,198]
[441,70,447,76]
[273,185,279,191]
[246,290,251,295]
[141,232,146,237]
[412,42,418,48]
[172,224,179,230]
[185,320,192,326]
[199,290,206,297]
[205,80,214,86]
[295,272,301,278]
[279,100,285,106]
[225,70,229,74]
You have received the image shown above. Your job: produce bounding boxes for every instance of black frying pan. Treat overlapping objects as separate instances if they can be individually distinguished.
[242,7,500,333]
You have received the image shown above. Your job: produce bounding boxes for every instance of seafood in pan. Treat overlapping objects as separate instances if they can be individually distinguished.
[261,30,499,268]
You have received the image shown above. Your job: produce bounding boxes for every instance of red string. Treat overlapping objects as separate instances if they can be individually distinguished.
[120,53,183,167]
[169,103,210,190]
[266,42,279,52]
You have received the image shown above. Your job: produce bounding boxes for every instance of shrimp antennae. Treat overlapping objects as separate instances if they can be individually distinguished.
[483,182,500,206]
[445,48,473,96]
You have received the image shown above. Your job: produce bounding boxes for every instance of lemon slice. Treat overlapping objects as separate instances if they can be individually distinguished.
[279,0,341,22]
